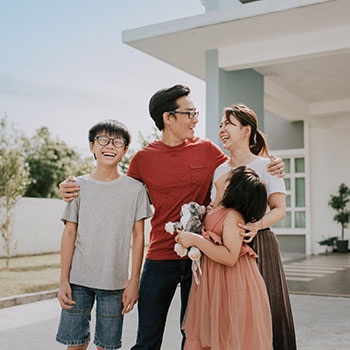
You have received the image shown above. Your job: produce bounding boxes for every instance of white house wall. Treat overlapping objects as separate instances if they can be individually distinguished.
[309,114,350,254]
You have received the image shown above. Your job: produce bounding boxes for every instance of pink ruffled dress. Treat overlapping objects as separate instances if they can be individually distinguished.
[183,208,272,350]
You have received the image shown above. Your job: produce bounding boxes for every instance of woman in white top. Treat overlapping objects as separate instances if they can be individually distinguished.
[211,104,296,350]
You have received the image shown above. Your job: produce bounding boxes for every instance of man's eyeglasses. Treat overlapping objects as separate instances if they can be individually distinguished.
[95,135,126,148]
[168,110,199,120]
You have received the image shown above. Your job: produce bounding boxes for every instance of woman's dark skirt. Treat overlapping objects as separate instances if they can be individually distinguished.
[251,228,297,350]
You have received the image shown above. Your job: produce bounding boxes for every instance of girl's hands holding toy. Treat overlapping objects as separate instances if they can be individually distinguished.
[176,222,259,245]
[175,230,197,249]
[206,202,214,212]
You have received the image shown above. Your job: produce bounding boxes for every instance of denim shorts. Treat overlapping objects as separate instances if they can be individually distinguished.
[56,284,124,350]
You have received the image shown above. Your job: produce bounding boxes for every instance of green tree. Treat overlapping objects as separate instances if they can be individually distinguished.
[0,117,30,268]
[23,127,94,198]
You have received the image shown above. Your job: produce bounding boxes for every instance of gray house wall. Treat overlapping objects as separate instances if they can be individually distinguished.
[264,112,304,150]
[206,49,264,146]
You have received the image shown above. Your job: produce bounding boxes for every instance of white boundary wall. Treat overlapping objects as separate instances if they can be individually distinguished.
[0,198,64,257]
[1,198,152,257]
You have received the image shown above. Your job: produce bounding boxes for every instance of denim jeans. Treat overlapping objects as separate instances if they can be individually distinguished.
[56,284,124,350]
[131,259,192,350]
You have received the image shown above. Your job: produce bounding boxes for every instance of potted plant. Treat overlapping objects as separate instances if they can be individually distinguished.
[318,236,337,253]
[328,183,350,253]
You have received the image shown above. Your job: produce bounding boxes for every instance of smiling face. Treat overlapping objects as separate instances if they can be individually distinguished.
[165,95,199,142]
[218,114,250,151]
[89,132,128,168]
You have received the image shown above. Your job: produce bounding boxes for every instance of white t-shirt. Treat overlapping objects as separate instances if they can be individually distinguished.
[210,157,286,204]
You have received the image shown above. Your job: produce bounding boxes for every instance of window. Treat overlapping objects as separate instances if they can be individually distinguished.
[273,152,307,231]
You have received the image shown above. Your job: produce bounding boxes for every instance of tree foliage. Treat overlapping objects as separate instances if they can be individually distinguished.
[23,127,94,198]
[0,116,30,267]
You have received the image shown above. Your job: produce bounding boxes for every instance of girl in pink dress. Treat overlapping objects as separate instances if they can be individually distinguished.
[176,166,273,350]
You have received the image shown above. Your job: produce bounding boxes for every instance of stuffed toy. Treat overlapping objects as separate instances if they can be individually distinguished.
[165,202,206,285]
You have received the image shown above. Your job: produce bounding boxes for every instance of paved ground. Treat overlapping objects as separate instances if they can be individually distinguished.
[284,253,350,297]
[1,252,349,350]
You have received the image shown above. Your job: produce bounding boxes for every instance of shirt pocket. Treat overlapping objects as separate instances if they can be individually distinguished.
[191,164,210,186]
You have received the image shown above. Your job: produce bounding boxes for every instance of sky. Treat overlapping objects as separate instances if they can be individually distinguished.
[0,0,206,156]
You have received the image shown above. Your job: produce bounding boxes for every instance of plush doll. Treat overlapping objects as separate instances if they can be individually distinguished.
[165,202,206,285]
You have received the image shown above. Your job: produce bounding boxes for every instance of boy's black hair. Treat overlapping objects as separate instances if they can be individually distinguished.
[221,166,268,223]
[88,119,131,148]
[149,85,191,131]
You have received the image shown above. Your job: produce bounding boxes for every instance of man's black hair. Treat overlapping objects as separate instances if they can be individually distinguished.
[149,85,190,131]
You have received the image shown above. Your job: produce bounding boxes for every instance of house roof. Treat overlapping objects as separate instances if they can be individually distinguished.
[122,0,350,121]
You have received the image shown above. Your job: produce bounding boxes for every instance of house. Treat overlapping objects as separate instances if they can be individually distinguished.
[122,0,350,255]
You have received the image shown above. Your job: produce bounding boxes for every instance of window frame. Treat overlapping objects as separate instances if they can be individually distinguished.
[271,148,309,236]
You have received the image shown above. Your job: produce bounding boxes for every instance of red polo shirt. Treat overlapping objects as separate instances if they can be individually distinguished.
[127,138,227,260]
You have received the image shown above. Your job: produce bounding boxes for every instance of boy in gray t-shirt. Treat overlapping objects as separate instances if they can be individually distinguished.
[56,120,152,350]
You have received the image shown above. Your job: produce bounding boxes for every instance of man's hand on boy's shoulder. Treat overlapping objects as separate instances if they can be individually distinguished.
[267,154,285,178]
[58,281,75,309]
[59,175,80,202]
[122,279,139,315]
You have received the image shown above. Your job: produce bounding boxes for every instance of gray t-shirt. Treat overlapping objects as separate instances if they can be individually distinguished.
[62,174,153,290]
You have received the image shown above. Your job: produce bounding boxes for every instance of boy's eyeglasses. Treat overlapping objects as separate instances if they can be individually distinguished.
[95,135,126,148]
[168,110,199,120]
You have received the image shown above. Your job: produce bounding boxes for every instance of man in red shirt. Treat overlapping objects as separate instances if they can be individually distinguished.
[128,86,227,350]
[59,85,283,350]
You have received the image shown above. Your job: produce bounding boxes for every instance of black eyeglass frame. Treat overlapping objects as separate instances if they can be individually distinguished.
[94,135,126,148]
[168,110,199,120]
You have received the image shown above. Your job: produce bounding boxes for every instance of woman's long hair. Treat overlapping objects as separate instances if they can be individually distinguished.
[224,104,269,157]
